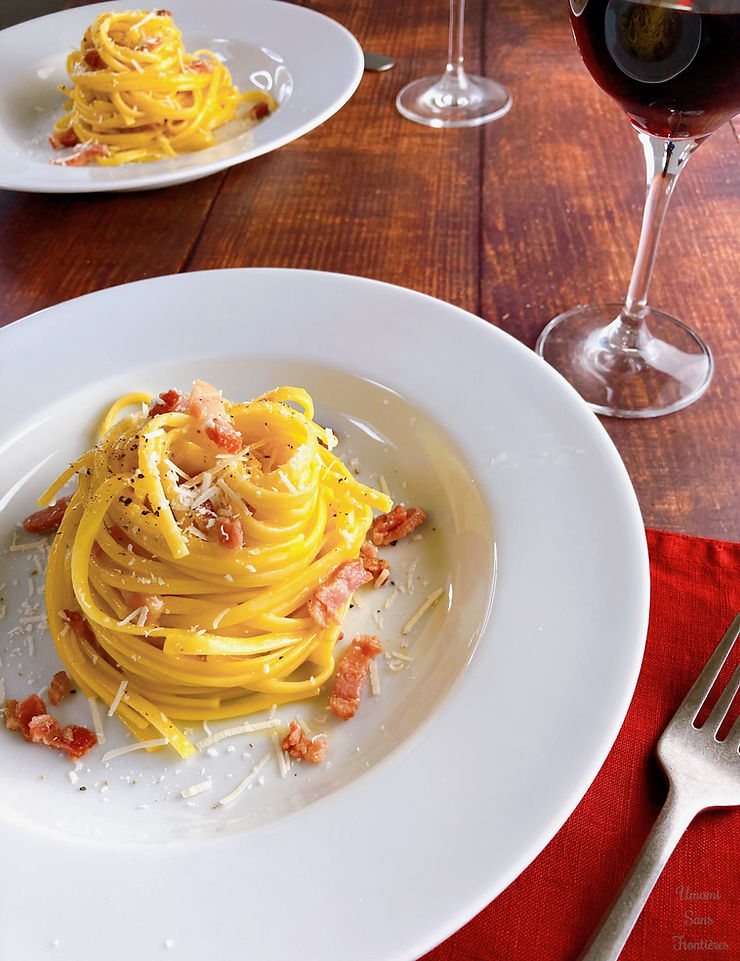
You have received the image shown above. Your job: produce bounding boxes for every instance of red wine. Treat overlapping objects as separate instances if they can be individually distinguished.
[569,0,740,138]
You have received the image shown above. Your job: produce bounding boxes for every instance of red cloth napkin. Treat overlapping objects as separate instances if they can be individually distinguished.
[424,529,740,961]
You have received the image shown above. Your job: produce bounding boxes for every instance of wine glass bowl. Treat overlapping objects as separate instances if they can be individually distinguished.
[537,0,740,417]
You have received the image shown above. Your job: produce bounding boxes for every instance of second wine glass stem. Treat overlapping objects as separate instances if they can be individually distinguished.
[446,0,467,82]
[610,134,703,350]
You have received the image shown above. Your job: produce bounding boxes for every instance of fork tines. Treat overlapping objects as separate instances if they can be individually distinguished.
[678,611,740,741]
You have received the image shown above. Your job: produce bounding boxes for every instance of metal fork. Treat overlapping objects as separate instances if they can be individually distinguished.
[578,611,740,961]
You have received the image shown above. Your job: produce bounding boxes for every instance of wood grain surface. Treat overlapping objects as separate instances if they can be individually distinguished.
[1,0,738,540]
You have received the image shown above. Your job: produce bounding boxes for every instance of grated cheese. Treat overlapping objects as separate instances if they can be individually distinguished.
[180,778,212,799]
[195,718,282,750]
[272,731,289,778]
[107,679,128,716]
[101,737,169,762]
[117,606,144,627]
[400,587,445,636]
[87,696,106,744]
[217,752,270,806]
[375,569,390,589]
[368,659,380,697]
[390,649,413,662]
[9,534,41,552]
[212,608,229,629]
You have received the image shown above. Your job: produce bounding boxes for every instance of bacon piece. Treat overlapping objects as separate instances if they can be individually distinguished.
[121,590,165,626]
[368,505,427,547]
[4,694,45,733]
[281,720,327,764]
[4,694,97,761]
[149,388,189,416]
[191,500,243,550]
[49,126,79,149]
[50,142,110,167]
[217,515,244,550]
[83,49,105,69]
[62,609,96,645]
[204,418,243,453]
[308,559,372,628]
[249,101,270,122]
[48,670,73,707]
[188,58,214,74]
[62,609,117,666]
[328,635,383,720]
[189,380,242,453]
[22,495,72,533]
[359,539,390,579]
[156,9,172,16]
[27,715,97,761]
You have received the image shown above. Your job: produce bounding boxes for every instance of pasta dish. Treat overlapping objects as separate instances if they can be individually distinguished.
[50,9,276,166]
[36,382,392,759]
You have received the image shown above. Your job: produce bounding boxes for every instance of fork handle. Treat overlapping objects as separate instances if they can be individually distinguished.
[577,786,698,961]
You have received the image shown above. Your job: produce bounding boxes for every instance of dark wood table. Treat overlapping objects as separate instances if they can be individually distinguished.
[2,0,738,541]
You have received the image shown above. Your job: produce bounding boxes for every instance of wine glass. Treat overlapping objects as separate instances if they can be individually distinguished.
[537,0,740,417]
[396,0,512,128]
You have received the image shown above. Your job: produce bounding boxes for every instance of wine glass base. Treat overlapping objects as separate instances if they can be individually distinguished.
[536,304,713,418]
[396,73,512,128]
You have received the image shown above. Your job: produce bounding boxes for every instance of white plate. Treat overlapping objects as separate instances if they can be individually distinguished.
[0,269,649,961]
[0,0,362,193]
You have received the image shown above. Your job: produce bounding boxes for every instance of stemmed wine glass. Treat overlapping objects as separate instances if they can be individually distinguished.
[537,0,740,417]
[396,0,512,128]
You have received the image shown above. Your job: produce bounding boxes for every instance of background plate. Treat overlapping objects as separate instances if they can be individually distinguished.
[0,269,649,960]
[0,0,363,192]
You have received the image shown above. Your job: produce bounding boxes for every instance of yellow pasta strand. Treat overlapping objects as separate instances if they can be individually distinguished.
[43,382,392,758]
[50,9,276,166]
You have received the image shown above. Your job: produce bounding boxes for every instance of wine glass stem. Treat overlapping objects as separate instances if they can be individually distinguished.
[611,133,702,350]
[446,0,467,83]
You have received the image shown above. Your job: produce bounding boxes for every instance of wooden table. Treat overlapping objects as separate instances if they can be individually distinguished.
[1,0,738,541]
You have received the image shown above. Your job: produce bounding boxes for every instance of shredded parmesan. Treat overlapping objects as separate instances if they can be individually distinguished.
[195,718,282,750]
[390,649,414,662]
[9,534,41,552]
[375,568,390,588]
[87,696,106,744]
[212,608,229,629]
[272,731,289,778]
[368,659,380,696]
[400,587,445,636]
[180,778,212,799]
[117,606,144,626]
[101,737,169,762]
[217,752,270,806]
[107,679,128,716]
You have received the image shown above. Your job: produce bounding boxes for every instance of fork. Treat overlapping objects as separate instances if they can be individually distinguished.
[578,610,740,961]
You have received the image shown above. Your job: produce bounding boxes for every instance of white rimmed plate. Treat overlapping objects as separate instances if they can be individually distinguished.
[0,269,649,960]
[0,0,363,193]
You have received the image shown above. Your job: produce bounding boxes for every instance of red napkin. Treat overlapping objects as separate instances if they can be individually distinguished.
[424,529,740,961]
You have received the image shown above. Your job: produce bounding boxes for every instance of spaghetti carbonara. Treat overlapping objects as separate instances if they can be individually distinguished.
[50,9,276,166]
[40,382,392,758]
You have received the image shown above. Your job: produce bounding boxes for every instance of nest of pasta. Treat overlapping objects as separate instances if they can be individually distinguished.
[50,9,276,166]
[41,382,392,758]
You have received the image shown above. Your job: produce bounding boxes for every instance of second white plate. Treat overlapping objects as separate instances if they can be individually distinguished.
[0,0,363,192]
